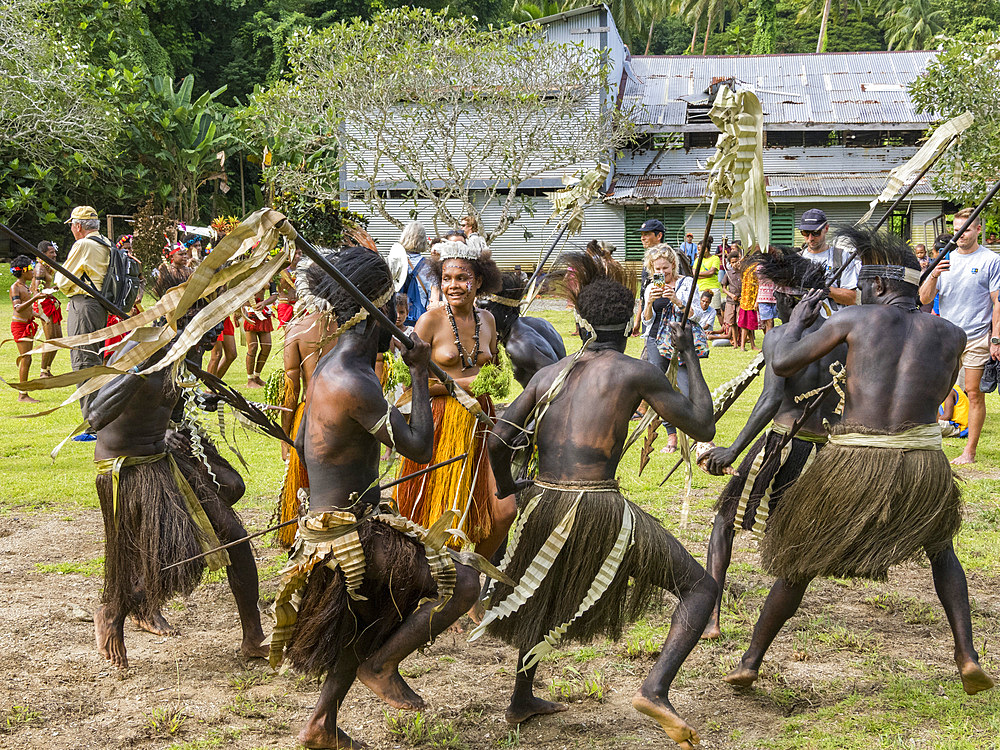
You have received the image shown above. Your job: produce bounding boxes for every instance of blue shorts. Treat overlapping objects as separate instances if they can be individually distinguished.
[758,302,777,321]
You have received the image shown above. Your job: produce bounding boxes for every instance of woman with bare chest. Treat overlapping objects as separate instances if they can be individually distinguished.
[395,240,515,559]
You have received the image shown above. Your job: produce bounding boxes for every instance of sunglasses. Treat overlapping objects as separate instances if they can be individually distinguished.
[801,229,824,237]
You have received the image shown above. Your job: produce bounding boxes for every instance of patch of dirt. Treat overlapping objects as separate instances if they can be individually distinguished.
[1,498,996,749]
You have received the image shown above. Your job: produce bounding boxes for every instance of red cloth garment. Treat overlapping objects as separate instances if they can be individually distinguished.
[33,296,62,325]
[276,302,294,327]
[217,316,235,341]
[10,320,39,341]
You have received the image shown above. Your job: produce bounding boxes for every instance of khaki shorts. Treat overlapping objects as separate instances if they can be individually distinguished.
[962,332,992,370]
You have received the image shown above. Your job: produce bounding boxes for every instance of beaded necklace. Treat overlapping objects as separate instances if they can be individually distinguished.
[445,304,481,370]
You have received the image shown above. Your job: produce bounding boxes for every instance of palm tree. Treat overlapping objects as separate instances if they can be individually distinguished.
[796,0,864,53]
[563,0,644,43]
[511,0,563,22]
[882,0,945,50]
[637,0,680,54]
[678,0,741,54]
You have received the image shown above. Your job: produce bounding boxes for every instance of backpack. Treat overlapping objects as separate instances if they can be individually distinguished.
[94,235,142,312]
[402,255,429,326]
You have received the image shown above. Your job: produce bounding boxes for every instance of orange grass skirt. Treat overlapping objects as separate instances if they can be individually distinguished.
[394,394,494,548]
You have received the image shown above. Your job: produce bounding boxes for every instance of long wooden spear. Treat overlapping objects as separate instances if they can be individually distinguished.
[161,452,470,571]
[285,225,494,427]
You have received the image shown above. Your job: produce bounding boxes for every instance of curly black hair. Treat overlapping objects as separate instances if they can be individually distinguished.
[429,255,503,297]
[9,255,33,278]
[303,245,394,326]
[548,251,636,344]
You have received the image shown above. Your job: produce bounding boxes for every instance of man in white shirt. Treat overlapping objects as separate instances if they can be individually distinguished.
[798,209,859,309]
[920,208,1000,464]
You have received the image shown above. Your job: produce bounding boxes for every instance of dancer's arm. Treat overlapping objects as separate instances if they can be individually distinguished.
[488,379,538,498]
[771,290,853,377]
[702,332,784,474]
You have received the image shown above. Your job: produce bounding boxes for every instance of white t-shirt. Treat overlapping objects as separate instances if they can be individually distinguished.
[693,305,716,330]
[937,245,1000,340]
[800,241,859,313]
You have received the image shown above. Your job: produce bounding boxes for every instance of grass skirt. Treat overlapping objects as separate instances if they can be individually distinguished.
[395,395,494,548]
[485,481,670,651]
[96,456,208,620]
[715,429,821,534]
[285,519,428,676]
[278,402,308,548]
[760,425,962,583]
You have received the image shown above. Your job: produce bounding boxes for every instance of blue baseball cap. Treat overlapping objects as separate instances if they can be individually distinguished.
[798,209,828,232]
[640,219,665,235]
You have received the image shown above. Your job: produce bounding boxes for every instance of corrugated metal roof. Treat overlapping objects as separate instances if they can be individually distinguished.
[623,51,936,129]
[605,171,938,203]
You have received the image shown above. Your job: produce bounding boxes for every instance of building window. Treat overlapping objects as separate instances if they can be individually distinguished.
[887,209,911,241]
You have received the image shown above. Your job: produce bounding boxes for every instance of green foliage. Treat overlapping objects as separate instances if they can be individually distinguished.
[909,31,1000,221]
[391,353,413,389]
[882,0,945,49]
[468,348,514,400]
[129,75,232,222]
[751,0,777,53]
[272,191,367,248]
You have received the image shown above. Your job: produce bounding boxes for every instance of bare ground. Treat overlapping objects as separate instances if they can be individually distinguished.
[1,492,997,750]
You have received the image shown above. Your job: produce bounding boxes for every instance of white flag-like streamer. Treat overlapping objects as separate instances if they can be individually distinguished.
[860,111,974,224]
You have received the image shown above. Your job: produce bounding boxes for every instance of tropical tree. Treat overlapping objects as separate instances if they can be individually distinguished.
[910,31,1000,219]
[751,0,777,53]
[796,0,864,52]
[130,75,232,223]
[511,0,562,21]
[882,0,945,49]
[637,0,678,54]
[246,8,631,242]
[564,0,644,42]
[679,0,742,54]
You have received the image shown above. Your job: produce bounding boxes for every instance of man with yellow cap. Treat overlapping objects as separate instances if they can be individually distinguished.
[56,206,113,436]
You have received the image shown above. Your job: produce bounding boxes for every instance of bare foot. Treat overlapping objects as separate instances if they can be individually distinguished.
[246,379,263,389]
[467,600,485,626]
[632,692,701,749]
[298,723,369,749]
[959,660,995,695]
[131,610,178,636]
[505,695,567,725]
[700,618,721,640]
[951,451,976,465]
[357,662,426,710]
[39,370,52,378]
[241,639,270,660]
[17,393,39,403]
[94,605,128,669]
[723,664,758,687]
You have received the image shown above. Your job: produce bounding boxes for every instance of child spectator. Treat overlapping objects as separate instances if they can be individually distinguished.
[8,255,45,402]
[722,250,742,345]
[756,264,777,333]
[737,259,759,351]
[939,385,969,438]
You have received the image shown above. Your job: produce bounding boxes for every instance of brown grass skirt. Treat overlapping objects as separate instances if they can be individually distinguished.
[285,519,429,677]
[96,456,209,620]
[395,395,494,548]
[486,483,670,651]
[760,427,962,583]
[715,430,821,532]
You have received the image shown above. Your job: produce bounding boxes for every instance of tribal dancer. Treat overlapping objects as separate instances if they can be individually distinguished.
[725,227,994,696]
[476,252,717,749]
[30,240,63,377]
[243,290,276,388]
[90,307,267,669]
[482,272,566,388]
[268,246,487,750]
[699,247,846,639]
[275,256,339,548]
[394,240,514,559]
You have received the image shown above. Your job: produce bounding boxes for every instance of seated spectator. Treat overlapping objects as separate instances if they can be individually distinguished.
[939,385,970,438]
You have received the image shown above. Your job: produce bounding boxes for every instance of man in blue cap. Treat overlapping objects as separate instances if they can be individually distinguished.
[798,208,858,308]
[634,219,667,335]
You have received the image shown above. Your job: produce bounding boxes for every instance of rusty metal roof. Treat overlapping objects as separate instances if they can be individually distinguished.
[605,171,938,203]
[622,51,936,130]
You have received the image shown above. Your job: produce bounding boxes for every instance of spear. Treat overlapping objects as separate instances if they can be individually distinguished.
[161,452,470,571]
[0,222,128,318]
[284,225,494,427]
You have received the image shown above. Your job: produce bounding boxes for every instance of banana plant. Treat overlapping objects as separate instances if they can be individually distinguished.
[131,74,232,223]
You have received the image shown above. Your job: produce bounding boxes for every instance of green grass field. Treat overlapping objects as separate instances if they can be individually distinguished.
[1,283,998,749]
